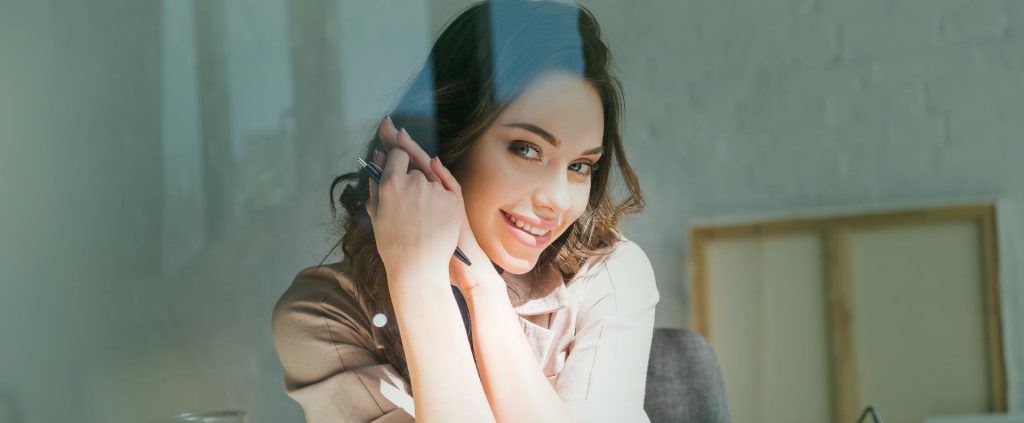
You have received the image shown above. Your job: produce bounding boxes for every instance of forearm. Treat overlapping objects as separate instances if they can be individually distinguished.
[465,280,574,422]
[390,268,495,422]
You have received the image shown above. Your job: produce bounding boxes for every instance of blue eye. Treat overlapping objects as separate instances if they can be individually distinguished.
[509,142,541,161]
[569,162,598,176]
[508,141,598,177]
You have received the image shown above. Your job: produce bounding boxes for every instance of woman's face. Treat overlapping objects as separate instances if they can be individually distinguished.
[454,71,605,275]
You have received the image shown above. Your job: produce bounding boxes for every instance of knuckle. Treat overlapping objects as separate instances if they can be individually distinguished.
[409,170,425,183]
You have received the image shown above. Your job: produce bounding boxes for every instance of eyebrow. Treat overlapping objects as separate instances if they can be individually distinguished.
[502,122,604,156]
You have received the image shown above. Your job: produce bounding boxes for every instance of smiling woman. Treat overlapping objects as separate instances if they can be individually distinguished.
[455,71,608,272]
[271,1,657,422]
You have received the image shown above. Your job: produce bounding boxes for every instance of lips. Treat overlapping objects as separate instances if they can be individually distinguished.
[502,210,558,231]
[501,210,553,248]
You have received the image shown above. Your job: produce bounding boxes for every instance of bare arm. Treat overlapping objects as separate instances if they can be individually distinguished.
[366,134,495,422]
[466,241,661,422]
[464,277,574,422]
[389,266,496,422]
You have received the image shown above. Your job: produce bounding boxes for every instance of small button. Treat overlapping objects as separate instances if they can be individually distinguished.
[373,312,388,327]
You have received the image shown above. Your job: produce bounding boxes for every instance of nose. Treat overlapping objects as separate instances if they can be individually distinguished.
[534,168,572,215]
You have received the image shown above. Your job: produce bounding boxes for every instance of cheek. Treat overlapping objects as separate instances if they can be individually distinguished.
[564,187,591,225]
[574,184,592,210]
[460,168,515,229]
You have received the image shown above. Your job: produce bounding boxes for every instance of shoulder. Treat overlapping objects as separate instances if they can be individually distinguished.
[271,262,376,356]
[605,237,655,278]
[573,237,660,312]
[272,262,359,326]
[274,260,353,299]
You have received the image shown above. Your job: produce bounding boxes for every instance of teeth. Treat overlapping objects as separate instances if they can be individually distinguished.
[505,213,549,236]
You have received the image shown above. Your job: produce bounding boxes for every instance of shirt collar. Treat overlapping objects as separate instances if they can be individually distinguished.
[505,263,567,316]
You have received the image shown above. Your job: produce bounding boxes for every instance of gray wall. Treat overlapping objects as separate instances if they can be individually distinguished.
[0,0,1020,421]
[565,2,1024,412]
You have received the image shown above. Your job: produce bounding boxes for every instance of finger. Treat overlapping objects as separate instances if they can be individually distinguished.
[395,128,439,183]
[366,178,377,219]
[430,156,462,194]
[367,171,378,216]
[373,149,385,167]
[378,116,400,150]
[366,149,385,216]
[408,168,426,182]
[365,183,376,218]
[382,146,410,184]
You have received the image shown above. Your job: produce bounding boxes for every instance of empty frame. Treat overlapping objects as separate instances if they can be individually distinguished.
[689,204,1006,423]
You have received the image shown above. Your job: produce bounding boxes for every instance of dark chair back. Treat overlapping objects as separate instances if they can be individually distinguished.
[645,328,731,423]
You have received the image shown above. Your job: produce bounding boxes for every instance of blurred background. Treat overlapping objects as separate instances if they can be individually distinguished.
[1,0,1022,422]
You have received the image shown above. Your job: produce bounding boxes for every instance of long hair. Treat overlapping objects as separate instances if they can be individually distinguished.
[323,0,644,390]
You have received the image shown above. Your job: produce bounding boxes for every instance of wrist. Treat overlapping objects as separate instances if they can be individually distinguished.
[386,265,452,299]
[463,277,509,307]
[384,259,448,282]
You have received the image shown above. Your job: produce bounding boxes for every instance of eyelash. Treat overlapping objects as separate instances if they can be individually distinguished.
[508,141,600,177]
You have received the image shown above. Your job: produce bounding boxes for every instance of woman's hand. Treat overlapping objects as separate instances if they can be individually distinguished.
[374,117,504,299]
[365,139,462,291]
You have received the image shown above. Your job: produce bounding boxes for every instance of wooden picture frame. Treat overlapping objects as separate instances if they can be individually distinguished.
[688,203,1007,422]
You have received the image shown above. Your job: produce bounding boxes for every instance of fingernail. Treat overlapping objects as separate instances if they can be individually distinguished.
[399,127,407,136]
[384,115,392,124]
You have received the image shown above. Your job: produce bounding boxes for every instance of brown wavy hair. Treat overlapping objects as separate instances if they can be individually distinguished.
[322,0,644,390]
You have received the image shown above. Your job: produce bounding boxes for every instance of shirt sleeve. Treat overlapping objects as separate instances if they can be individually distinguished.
[271,269,416,423]
[554,240,661,422]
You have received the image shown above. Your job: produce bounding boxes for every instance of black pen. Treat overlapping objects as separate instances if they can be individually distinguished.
[357,157,473,267]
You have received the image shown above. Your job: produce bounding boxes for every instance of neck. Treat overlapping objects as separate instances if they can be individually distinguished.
[495,261,561,300]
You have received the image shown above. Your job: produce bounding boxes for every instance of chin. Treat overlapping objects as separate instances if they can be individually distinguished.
[488,245,539,275]
[492,254,535,275]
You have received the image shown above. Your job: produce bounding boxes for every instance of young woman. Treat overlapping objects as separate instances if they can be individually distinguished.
[272,1,659,421]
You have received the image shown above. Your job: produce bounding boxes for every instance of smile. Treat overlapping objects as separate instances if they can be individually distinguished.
[501,211,553,247]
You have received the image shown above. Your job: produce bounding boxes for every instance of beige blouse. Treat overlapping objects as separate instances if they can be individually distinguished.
[271,238,660,422]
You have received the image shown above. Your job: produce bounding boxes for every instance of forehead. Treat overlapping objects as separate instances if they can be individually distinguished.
[496,71,605,151]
